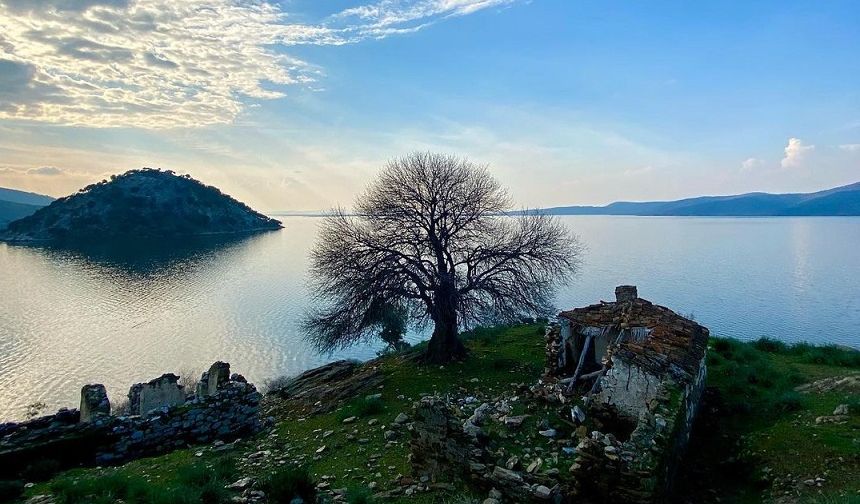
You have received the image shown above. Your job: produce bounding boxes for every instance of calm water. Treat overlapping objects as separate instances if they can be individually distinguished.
[1,216,858,420]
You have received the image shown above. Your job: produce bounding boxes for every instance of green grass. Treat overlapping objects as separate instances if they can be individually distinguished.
[678,336,860,503]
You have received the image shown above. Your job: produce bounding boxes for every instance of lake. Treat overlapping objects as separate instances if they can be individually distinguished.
[1,216,858,421]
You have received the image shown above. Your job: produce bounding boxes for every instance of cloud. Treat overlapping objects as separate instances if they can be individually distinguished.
[781,137,814,168]
[741,157,763,171]
[27,166,65,176]
[839,143,860,152]
[0,0,519,129]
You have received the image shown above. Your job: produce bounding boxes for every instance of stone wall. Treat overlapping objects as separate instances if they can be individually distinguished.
[0,362,260,478]
[567,363,707,504]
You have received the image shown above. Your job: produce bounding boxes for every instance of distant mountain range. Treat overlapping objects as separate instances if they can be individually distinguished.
[0,188,54,228]
[1,169,282,242]
[534,182,860,217]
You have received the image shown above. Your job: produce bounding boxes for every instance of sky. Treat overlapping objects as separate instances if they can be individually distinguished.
[0,0,858,211]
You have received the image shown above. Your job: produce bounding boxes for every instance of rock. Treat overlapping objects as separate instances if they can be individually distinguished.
[366,393,382,401]
[24,496,55,504]
[526,458,543,473]
[503,415,528,429]
[462,420,482,438]
[206,362,231,397]
[571,405,586,424]
[268,360,384,414]
[226,477,252,490]
[469,403,492,425]
[80,384,110,422]
[384,430,397,441]
[492,466,523,484]
[489,488,503,499]
[833,404,849,415]
[482,499,500,504]
[533,485,552,499]
[393,412,409,424]
[368,418,379,426]
[505,455,520,470]
[130,373,185,416]
[343,416,357,424]
[538,428,557,438]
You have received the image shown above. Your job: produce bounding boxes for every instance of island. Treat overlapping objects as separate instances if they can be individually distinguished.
[0,169,282,242]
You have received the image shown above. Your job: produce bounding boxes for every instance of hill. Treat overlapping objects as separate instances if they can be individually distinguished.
[0,188,54,229]
[0,169,282,242]
[538,181,860,216]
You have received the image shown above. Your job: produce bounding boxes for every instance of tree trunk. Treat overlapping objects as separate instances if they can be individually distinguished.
[424,290,466,363]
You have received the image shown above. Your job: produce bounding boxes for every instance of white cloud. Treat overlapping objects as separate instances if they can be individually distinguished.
[839,143,860,152]
[27,166,65,176]
[781,137,814,168]
[741,157,763,171]
[0,0,517,129]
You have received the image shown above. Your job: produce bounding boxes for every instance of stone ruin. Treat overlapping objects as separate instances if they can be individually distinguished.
[408,285,709,503]
[0,361,260,478]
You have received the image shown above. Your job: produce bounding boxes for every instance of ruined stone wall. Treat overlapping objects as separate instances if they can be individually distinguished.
[568,370,704,504]
[594,357,663,422]
[0,365,260,477]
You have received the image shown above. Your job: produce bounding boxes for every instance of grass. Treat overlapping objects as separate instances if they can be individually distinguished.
[677,336,860,503]
[18,325,860,504]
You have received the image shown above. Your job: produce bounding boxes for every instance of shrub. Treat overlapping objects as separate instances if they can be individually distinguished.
[753,337,787,353]
[775,391,803,413]
[338,396,385,420]
[260,467,316,504]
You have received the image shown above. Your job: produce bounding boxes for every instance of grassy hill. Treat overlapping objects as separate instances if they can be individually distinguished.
[1,169,282,242]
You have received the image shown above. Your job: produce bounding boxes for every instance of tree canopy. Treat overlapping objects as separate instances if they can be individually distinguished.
[303,152,581,363]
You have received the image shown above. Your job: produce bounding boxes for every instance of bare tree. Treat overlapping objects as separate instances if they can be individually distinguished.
[303,152,581,363]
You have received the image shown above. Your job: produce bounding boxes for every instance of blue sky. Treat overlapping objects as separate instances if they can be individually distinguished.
[0,0,858,210]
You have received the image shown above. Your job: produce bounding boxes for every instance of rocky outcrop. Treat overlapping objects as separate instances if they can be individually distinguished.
[267,360,384,414]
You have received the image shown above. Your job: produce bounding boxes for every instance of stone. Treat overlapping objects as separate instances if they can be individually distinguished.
[491,466,523,484]
[571,405,586,424]
[533,485,552,500]
[538,428,557,438]
[615,285,638,302]
[833,404,849,416]
[130,373,185,415]
[226,477,252,490]
[343,416,357,424]
[393,413,409,424]
[206,362,231,397]
[503,415,528,429]
[469,403,491,425]
[80,384,110,422]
